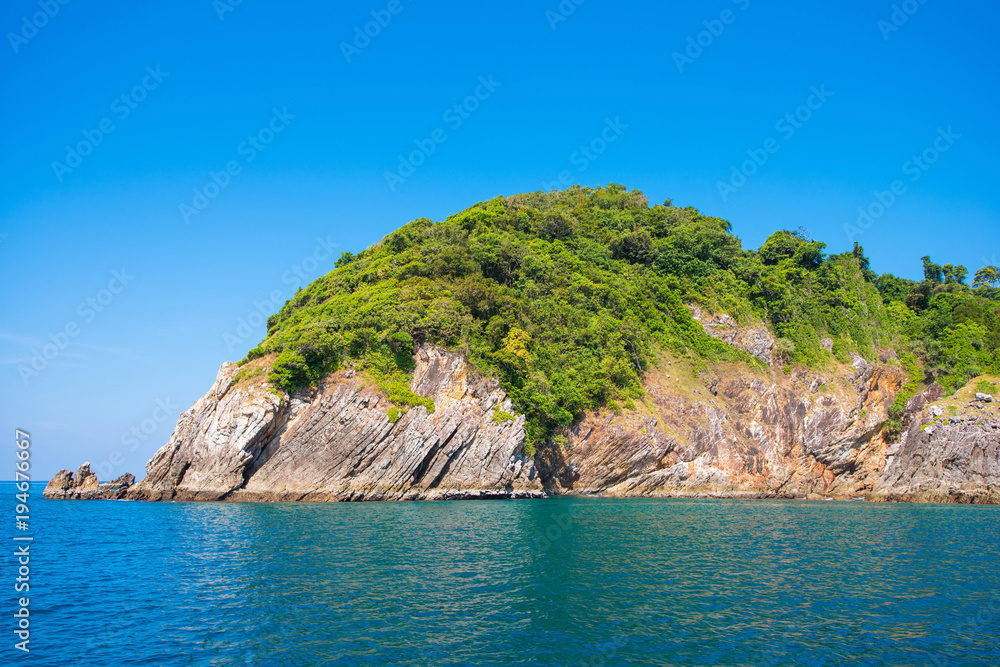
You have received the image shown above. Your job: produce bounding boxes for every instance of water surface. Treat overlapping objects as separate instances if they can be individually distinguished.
[4,486,998,665]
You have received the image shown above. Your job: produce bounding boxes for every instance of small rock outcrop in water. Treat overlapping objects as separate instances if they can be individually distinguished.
[43,463,135,500]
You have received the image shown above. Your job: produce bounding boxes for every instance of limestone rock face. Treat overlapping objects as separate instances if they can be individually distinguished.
[127,345,542,501]
[877,384,1000,503]
[43,464,135,500]
[128,361,284,501]
[44,469,74,497]
[47,344,1000,504]
[542,363,907,498]
[542,363,1000,503]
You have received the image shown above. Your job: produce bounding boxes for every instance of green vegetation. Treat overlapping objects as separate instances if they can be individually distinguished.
[375,371,435,414]
[877,258,1000,391]
[268,349,318,392]
[492,410,516,424]
[882,399,908,440]
[387,407,401,423]
[242,184,1000,449]
[233,364,265,384]
[976,379,997,394]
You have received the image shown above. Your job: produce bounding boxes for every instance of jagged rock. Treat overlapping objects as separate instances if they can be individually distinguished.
[976,393,994,403]
[820,338,834,352]
[44,469,74,497]
[49,347,1000,505]
[688,306,775,365]
[544,369,1000,503]
[44,465,135,500]
[127,345,542,502]
[850,353,868,372]
[877,383,1000,503]
[544,361,903,499]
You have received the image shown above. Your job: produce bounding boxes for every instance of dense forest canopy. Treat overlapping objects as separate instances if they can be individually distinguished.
[242,185,1000,451]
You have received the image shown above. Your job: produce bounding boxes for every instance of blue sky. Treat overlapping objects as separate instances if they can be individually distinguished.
[2,0,998,480]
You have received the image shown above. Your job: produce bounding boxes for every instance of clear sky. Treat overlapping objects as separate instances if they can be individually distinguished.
[2,0,998,480]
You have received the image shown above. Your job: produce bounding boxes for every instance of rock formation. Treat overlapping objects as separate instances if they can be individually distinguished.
[540,357,902,498]
[877,384,1000,503]
[126,344,542,501]
[45,324,1000,504]
[43,463,135,500]
[688,306,775,365]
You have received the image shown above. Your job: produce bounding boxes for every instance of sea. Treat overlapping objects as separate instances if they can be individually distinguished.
[3,484,999,666]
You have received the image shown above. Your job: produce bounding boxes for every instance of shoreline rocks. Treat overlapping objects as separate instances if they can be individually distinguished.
[125,344,542,503]
[43,463,135,500]
[43,345,1000,505]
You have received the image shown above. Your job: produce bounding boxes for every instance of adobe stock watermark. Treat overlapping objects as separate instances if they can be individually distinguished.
[179,107,295,223]
[541,117,628,190]
[7,0,71,54]
[672,0,751,73]
[384,76,501,191]
[17,269,134,385]
[532,507,585,553]
[581,639,627,667]
[878,0,931,41]
[223,237,338,353]
[51,66,169,182]
[545,0,586,31]
[13,429,32,654]
[341,0,413,63]
[844,126,959,243]
[929,592,999,667]
[716,84,833,202]
[214,0,246,21]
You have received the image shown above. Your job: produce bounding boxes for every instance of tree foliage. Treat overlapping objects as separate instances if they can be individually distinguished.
[243,184,1000,445]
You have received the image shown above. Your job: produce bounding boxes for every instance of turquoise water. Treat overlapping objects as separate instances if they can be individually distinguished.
[3,484,999,666]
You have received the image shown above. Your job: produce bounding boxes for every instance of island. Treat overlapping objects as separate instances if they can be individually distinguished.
[45,185,1000,504]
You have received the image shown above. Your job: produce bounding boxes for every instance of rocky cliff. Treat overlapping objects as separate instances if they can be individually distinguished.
[47,327,1000,504]
[126,344,542,501]
[534,315,999,503]
[877,382,1000,503]
[541,358,997,503]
